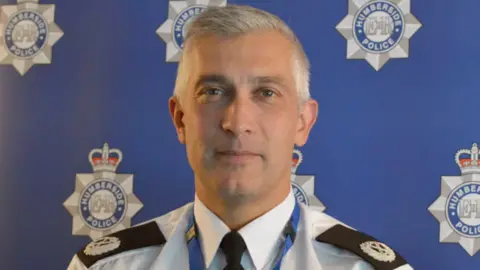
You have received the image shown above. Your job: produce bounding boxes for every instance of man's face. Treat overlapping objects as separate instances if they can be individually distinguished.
[170,30,317,201]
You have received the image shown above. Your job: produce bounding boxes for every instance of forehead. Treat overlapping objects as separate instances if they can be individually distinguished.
[187,30,296,83]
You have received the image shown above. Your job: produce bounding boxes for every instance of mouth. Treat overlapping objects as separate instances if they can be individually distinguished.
[215,150,261,163]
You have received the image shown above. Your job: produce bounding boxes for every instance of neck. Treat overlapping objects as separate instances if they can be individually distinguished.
[195,178,291,231]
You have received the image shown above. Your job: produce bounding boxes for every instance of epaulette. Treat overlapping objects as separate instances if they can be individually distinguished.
[76,221,166,268]
[315,224,411,270]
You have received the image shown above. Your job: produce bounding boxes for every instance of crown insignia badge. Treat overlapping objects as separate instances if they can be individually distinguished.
[291,149,303,174]
[89,143,123,173]
[455,143,480,175]
[64,143,143,240]
[428,142,480,256]
[290,149,325,211]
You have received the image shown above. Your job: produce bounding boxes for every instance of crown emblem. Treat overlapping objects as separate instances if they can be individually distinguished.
[291,149,303,174]
[88,143,123,173]
[455,143,480,175]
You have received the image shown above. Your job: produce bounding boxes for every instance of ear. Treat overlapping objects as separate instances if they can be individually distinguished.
[294,99,318,147]
[169,96,186,144]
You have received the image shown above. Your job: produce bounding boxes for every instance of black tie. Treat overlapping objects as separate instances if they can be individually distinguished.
[219,231,247,270]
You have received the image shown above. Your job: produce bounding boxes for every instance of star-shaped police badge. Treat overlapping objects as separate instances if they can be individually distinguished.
[291,149,326,212]
[63,143,143,240]
[428,143,480,256]
[336,0,421,71]
[156,0,227,62]
[0,0,63,75]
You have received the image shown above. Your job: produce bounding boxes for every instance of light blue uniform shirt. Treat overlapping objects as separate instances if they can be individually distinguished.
[67,190,413,270]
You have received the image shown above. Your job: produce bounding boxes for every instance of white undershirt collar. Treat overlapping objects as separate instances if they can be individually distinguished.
[193,188,295,269]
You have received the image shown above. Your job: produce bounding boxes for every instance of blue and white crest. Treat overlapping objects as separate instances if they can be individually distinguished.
[429,143,480,256]
[292,181,309,205]
[79,179,127,231]
[4,10,48,59]
[0,0,63,75]
[172,5,206,50]
[291,149,325,211]
[353,1,404,54]
[64,143,144,240]
[157,0,227,62]
[446,182,480,238]
[336,0,422,71]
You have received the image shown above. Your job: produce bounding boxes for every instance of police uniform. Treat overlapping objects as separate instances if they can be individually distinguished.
[67,189,413,270]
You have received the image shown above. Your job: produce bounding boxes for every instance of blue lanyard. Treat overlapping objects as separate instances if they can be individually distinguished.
[185,202,301,270]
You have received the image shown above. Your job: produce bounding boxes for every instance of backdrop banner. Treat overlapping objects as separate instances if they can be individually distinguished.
[1,0,479,269]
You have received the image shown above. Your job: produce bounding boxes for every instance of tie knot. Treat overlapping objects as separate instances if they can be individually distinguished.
[220,231,246,270]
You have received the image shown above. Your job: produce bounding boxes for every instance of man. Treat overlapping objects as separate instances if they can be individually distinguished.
[67,4,412,270]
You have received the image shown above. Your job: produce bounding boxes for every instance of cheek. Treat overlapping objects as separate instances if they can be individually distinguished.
[264,112,297,137]
[186,107,219,142]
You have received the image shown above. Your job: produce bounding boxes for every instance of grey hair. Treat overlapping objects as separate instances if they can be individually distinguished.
[173,4,311,106]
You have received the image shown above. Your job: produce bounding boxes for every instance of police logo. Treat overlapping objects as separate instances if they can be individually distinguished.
[291,149,326,211]
[0,0,63,75]
[353,1,404,54]
[156,0,227,62]
[292,181,309,205]
[4,10,48,59]
[446,183,480,238]
[172,5,206,50]
[79,179,127,231]
[428,143,480,256]
[64,143,144,240]
[336,0,421,71]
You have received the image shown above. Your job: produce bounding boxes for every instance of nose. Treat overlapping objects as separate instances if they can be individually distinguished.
[221,94,255,136]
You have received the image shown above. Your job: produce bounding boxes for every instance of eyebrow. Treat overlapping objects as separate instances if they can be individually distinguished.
[194,74,287,89]
[194,75,233,89]
[249,76,287,87]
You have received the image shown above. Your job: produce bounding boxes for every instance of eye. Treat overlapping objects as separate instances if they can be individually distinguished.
[203,87,225,96]
[197,87,227,103]
[258,88,275,98]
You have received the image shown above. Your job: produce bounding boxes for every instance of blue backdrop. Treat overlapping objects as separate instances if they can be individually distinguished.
[1,0,479,269]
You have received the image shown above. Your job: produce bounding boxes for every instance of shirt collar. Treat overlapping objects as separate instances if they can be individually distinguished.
[193,188,295,269]
[194,195,230,268]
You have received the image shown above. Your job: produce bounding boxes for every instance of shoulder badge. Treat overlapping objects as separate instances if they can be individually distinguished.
[316,224,410,270]
[76,221,166,268]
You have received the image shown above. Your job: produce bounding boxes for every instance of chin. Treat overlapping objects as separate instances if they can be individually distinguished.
[215,175,261,198]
